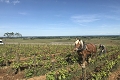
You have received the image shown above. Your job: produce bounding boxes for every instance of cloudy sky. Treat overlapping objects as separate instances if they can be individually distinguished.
[0,0,120,36]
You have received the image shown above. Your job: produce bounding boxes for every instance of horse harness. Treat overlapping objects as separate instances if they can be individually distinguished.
[77,43,89,52]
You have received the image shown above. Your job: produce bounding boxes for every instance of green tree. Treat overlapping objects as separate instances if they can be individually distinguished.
[15,32,22,37]
[4,32,22,38]
[4,32,14,38]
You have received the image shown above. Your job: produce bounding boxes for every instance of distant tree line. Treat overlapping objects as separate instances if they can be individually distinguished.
[4,32,22,38]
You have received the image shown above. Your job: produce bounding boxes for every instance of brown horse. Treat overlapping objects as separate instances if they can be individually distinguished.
[74,39,97,64]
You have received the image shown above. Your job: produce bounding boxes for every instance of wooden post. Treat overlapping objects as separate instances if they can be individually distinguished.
[15,52,20,72]
[3,52,9,66]
[81,62,86,80]
[33,54,37,76]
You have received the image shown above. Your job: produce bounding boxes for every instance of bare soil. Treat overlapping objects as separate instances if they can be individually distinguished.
[108,67,120,80]
[1,66,120,80]
[0,67,25,80]
[0,66,46,80]
[28,75,46,80]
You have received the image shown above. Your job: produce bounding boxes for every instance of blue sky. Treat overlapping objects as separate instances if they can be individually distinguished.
[0,0,120,36]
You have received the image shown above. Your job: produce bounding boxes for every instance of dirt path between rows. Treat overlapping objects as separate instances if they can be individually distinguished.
[108,67,120,80]
[28,75,46,80]
[28,67,120,80]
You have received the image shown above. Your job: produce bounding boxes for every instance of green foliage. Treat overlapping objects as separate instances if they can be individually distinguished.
[12,62,21,69]
[90,46,120,80]
[0,56,4,65]
[46,71,56,80]
[0,42,120,80]
[25,69,34,78]
[46,69,71,80]
[57,69,71,80]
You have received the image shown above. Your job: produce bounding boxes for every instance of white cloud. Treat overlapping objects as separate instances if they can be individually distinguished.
[103,14,120,21]
[0,0,10,3]
[5,0,10,3]
[12,0,20,5]
[71,14,100,23]
[0,0,20,5]
[18,12,27,15]
[71,13,120,25]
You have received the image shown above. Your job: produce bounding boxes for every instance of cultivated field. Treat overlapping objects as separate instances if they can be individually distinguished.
[0,36,120,80]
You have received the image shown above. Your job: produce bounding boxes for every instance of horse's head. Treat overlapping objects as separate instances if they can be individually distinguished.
[74,39,83,51]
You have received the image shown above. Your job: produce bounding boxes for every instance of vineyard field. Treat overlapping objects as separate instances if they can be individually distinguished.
[0,37,120,80]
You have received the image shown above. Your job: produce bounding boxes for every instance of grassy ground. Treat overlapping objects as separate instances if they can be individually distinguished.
[0,36,120,80]
[2,37,120,46]
[2,38,74,44]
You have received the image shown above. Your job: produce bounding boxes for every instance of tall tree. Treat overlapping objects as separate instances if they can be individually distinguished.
[4,32,22,38]
[4,32,9,37]
[11,32,14,37]
[15,32,22,37]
